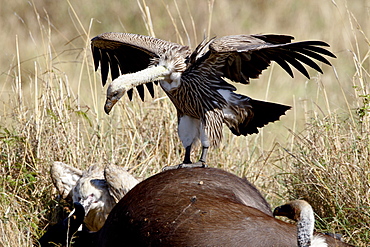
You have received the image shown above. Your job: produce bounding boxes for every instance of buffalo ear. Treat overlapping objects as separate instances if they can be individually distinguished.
[50,162,83,199]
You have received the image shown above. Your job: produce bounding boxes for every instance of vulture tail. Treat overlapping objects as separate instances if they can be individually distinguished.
[224,93,291,136]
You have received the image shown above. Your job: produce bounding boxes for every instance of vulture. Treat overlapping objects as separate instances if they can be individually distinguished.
[50,161,139,231]
[91,32,336,168]
[274,200,328,247]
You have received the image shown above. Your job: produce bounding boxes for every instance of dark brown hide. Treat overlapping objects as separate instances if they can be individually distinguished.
[97,168,351,247]
[40,167,352,247]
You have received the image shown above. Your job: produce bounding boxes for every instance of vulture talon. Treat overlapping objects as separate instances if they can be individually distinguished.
[162,162,207,171]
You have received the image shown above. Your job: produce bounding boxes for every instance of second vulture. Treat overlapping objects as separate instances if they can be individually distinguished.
[91,33,335,167]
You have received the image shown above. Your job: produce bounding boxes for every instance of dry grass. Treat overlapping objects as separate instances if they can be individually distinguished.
[278,112,370,244]
[273,8,370,244]
[0,0,369,246]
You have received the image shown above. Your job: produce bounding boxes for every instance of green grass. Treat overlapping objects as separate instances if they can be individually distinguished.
[0,0,369,246]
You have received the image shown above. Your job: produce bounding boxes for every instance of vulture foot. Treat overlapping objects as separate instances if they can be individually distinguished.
[162,162,207,171]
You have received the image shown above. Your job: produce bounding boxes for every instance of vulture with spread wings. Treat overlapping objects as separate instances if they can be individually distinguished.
[91,32,335,168]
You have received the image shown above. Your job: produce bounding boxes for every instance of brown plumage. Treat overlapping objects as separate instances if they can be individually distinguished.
[91,32,335,166]
[41,167,352,247]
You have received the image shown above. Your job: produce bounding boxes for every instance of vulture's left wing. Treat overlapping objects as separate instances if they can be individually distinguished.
[199,34,336,85]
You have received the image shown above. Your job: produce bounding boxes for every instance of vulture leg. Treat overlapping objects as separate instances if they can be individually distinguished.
[180,146,208,168]
[183,145,192,164]
[198,146,208,164]
[162,146,193,171]
[162,146,208,171]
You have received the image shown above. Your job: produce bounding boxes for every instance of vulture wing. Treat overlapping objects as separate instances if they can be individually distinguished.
[199,34,336,84]
[50,161,83,199]
[91,32,188,100]
[104,164,139,203]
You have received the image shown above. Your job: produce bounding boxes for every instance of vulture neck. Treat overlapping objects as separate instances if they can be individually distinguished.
[297,204,315,247]
[273,200,328,247]
[112,65,169,92]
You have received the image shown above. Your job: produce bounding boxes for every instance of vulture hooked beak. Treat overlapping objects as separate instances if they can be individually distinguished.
[104,98,117,115]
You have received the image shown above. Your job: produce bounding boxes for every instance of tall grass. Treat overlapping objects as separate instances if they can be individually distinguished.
[274,11,370,244]
[0,0,368,246]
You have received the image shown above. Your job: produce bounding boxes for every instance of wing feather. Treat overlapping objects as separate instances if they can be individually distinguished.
[127,89,134,101]
[269,54,294,78]
[295,47,334,65]
[136,84,145,101]
[286,50,323,74]
[145,82,155,98]
[283,54,310,79]
[107,53,120,80]
[100,50,110,85]
[194,34,336,84]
